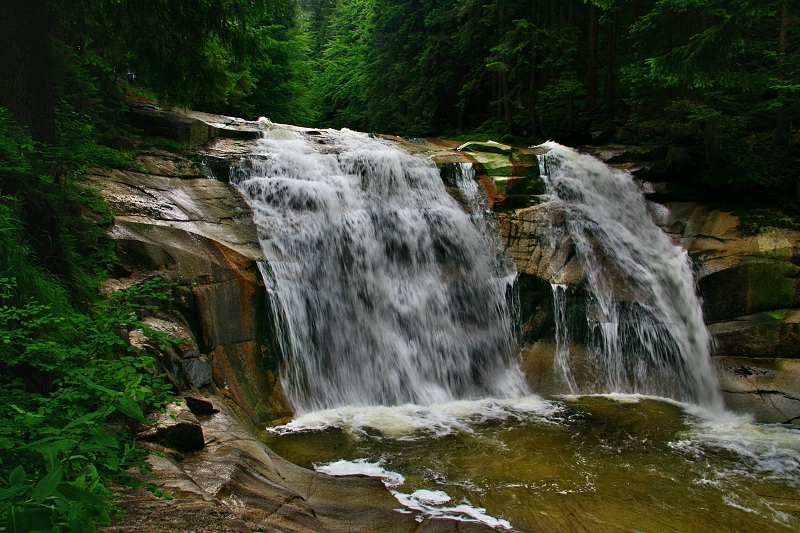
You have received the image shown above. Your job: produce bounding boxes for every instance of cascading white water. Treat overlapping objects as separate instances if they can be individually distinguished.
[233,128,528,413]
[538,142,723,411]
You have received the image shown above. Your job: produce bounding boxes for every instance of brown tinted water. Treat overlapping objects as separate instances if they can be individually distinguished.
[263,395,800,532]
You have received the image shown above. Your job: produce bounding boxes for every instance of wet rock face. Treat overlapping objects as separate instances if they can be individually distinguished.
[437,141,800,423]
[82,140,292,423]
[708,310,800,360]
[654,204,800,423]
[714,358,800,424]
[154,401,206,451]
[655,204,800,357]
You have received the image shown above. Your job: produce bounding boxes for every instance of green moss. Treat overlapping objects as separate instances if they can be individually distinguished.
[141,135,190,152]
[514,152,541,166]
[457,141,513,156]
[747,261,798,314]
[467,152,513,176]
[764,310,785,321]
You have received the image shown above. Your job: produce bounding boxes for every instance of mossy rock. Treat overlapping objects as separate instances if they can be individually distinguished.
[514,150,542,166]
[699,259,799,321]
[457,141,513,156]
[495,194,535,211]
[513,162,541,180]
[493,175,545,196]
[469,152,514,176]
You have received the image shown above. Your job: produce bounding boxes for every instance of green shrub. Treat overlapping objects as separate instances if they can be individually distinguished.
[0,278,175,533]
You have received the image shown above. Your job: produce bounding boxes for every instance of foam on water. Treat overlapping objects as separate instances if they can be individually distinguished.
[562,393,800,485]
[269,395,560,439]
[316,458,405,487]
[316,459,513,529]
[676,407,800,486]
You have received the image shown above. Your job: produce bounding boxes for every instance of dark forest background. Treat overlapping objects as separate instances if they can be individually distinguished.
[0,2,798,530]
[2,0,799,195]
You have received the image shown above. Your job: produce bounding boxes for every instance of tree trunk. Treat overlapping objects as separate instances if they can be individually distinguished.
[586,3,599,111]
[502,69,512,132]
[606,9,617,115]
[777,0,789,142]
[566,0,575,132]
[529,55,539,137]
[0,0,55,144]
[496,75,503,121]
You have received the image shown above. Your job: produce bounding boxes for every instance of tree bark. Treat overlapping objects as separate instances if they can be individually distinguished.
[586,3,599,111]
[777,0,789,142]
[606,8,617,115]
[0,0,55,144]
[529,54,539,137]
[502,69,512,132]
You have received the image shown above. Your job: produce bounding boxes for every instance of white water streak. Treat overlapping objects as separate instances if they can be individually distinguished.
[236,130,528,413]
[539,142,723,411]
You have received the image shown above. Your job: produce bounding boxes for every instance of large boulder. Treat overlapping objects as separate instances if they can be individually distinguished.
[125,100,262,147]
[153,400,206,451]
[709,310,800,359]
[715,357,800,424]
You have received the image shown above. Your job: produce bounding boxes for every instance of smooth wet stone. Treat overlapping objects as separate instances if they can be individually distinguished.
[184,395,218,415]
[182,356,213,389]
[715,357,800,424]
[106,394,498,533]
[709,310,800,359]
[156,401,206,451]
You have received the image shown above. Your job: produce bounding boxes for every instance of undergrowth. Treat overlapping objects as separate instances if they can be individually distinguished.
[0,108,174,532]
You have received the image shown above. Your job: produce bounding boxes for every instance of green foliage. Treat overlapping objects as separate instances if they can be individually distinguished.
[247,21,318,125]
[0,105,172,532]
[0,109,122,307]
[52,0,263,109]
[312,0,374,130]
[301,0,798,197]
[0,278,174,533]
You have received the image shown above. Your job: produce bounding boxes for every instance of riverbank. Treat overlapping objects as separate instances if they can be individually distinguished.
[84,103,798,530]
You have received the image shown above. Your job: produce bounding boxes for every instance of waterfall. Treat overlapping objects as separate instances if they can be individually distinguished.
[234,129,528,413]
[538,142,723,410]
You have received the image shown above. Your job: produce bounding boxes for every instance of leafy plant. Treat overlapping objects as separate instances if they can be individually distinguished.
[0,277,175,533]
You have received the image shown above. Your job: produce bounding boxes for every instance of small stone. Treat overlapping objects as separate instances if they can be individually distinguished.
[156,401,205,451]
[182,356,213,388]
[137,427,159,441]
[185,395,218,415]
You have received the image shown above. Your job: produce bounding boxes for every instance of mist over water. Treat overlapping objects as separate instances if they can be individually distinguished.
[538,142,723,411]
[234,129,527,413]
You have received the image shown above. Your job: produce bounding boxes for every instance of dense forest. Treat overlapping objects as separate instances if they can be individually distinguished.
[307,0,799,198]
[0,0,798,531]
[2,0,799,194]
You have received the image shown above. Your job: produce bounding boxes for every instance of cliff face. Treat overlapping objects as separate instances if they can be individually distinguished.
[658,204,800,424]
[81,144,291,424]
